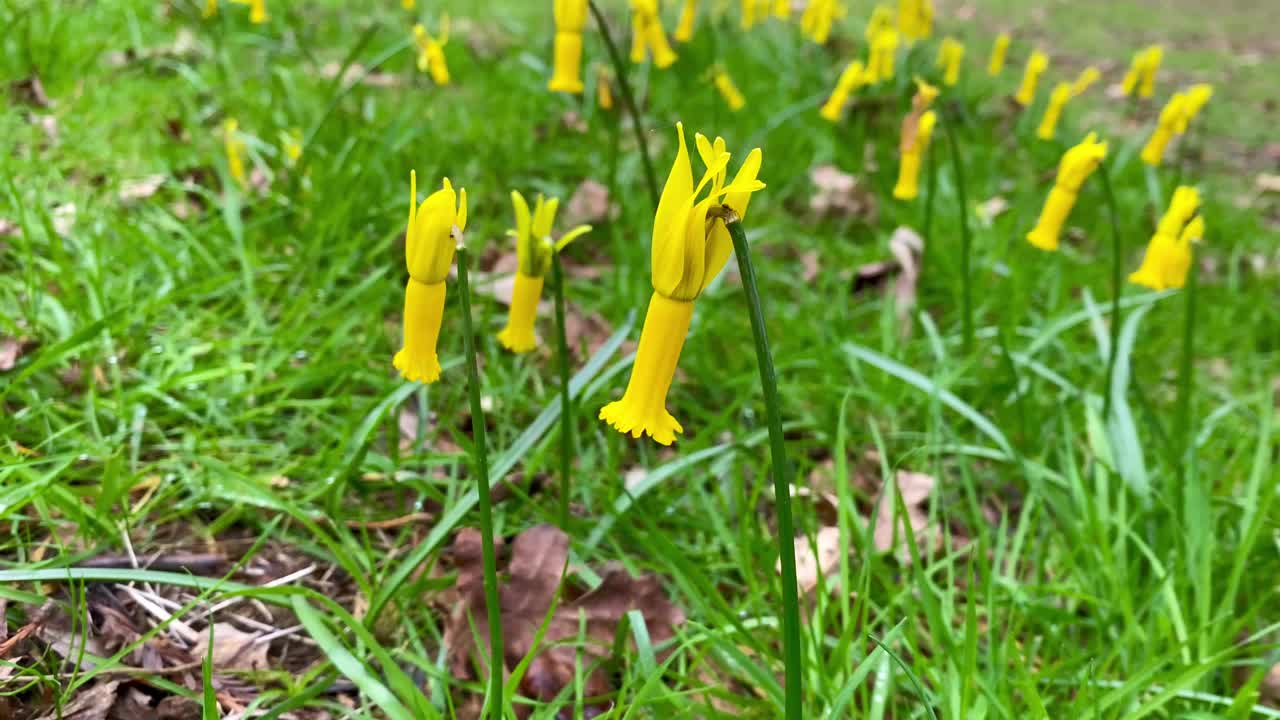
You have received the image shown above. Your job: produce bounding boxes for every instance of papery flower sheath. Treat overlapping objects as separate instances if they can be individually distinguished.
[394,172,467,384]
[819,60,866,123]
[675,0,697,42]
[497,192,591,353]
[1026,132,1107,251]
[413,20,451,85]
[223,119,246,188]
[987,33,1009,76]
[1036,82,1072,141]
[937,36,964,86]
[1014,50,1048,106]
[712,67,746,111]
[599,124,764,445]
[549,0,588,93]
[1071,66,1100,97]
[1140,91,1187,166]
[1130,187,1200,290]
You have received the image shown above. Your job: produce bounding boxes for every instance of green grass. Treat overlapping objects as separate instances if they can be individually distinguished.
[3,0,1279,717]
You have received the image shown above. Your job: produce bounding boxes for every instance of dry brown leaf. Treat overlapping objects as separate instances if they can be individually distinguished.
[783,526,842,594]
[809,164,877,220]
[192,623,270,672]
[561,110,588,134]
[119,175,167,204]
[872,470,935,563]
[446,525,683,715]
[0,218,18,237]
[564,309,616,358]
[34,681,119,720]
[563,179,614,227]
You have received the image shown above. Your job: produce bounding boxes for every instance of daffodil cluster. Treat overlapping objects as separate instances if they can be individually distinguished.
[497,192,592,354]
[599,124,764,445]
[1026,133,1107,252]
[630,0,678,69]
[1129,187,1202,290]
[1122,45,1163,98]
[394,173,467,384]
[549,0,588,94]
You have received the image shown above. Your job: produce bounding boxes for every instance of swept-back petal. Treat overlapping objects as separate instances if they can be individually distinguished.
[722,147,763,220]
[652,123,694,292]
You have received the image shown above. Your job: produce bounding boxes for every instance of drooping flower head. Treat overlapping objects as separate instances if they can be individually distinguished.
[549,0,589,93]
[1178,83,1213,131]
[394,173,467,383]
[1130,187,1201,290]
[497,192,591,353]
[599,124,764,445]
[1140,91,1187,166]
[1026,132,1107,251]
[1122,45,1163,98]
[987,32,1010,76]
[1014,50,1048,106]
[897,0,933,41]
[893,110,936,200]
[800,0,844,45]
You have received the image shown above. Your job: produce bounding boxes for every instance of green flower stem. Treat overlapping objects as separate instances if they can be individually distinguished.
[453,242,504,720]
[723,213,803,720]
[1097,163,1124,419]
[551,251,574,529]
[939,109,974,353]
[588,0,660,211]
[1176,256,1197,460]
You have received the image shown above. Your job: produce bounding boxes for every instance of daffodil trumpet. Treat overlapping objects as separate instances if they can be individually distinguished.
[600,123,764,445]
[896,0,933,41]
[1014,50,1048,106]
[497,191,591,354]
[413,19,451,85]
[395,172,467,384]
[1071,66,1101,97]
[1129,186,1201,290]
[550,0,588,93]
[1141,91,1186,166]
[987,32,1009,76]
[1026,132,1107,251]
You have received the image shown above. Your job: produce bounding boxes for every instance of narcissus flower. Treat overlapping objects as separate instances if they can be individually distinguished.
[865,4,893,42]
[819,60,866,123]
[394,173,467,384]
[865,28,899,84]
[413,21,451,85]
[1140,91,1186,166]
[1129,187,1200,290]
[987,33,1009,76]
[549,0,588,93]
[741,0,759,29]
[223,119,246,188]
[229,0,267,23]
[675,0,697,42]
[1026,132,1107,251]
[893,110,936,200]
[599,124,764,445]
[1071,66,1100,97]
[596,65,615,110]
[896,0,933,41]
[1122,45,1162,98]
[937,36,964,86]
[497,192,591,353]
[1036,82,1072,141]
[800,0,843,45]
[1014,50,1048,106]
[1179,83,1213,129]
[630,0,678,69]
[712,67,746,111]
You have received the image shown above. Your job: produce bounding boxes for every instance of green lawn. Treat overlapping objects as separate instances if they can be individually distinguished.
[2,0,1278,718]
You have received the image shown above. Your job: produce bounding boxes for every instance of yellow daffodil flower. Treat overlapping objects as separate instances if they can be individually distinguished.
[223,119,246,188]
[897,0,932,41]
[395,173,467,384]
[1026,132,1107,251]
[497,192,592,353]
[1122,45,1162,98]
[281,128,303,165]
[893,110,936,200]
[800,0,843,45]
[938,36,964,86]
[1179,83,1213,130]
[712,67,746,111]
[402,0,416,9]
[600,124,764,445]
[819,60,866,123]
[630,0,678,68]
[866,28,899,84]
[1014,50,1048,106]
[230,0,267,23]
[203,0,217,18]
[549,0,588,93]
[773,0,790,20]
[675,0,698,42]
[1071,66,1100,97]
[1129,187,1200,290]
[1036,82,1072,141]
[597,65,615,109]
[987,32,1009,76]
[413,21,451,86]
[865,4,893,42]
[1140,91,1187,166]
